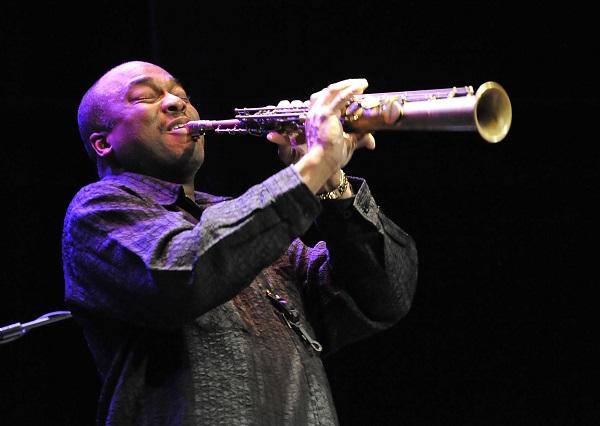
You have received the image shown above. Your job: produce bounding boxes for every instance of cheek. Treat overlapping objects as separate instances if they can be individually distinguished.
[112,113,152,138]
[113,114,159,144]
[109,125,155,161]
[189,105,201,120]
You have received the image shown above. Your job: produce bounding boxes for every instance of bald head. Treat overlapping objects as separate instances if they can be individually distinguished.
[75,61,203,180]
[77,61,172,160]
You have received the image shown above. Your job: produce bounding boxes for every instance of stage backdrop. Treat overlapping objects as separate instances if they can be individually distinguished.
[1,1,595,425]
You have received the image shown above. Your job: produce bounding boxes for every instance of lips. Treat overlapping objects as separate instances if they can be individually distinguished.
[166,118,190,132]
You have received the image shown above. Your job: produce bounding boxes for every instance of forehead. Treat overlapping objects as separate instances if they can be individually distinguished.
[99,62,179,95]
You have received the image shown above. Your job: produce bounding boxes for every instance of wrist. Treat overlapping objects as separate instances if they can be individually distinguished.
[292,146,338,194]
[317,169,352,200]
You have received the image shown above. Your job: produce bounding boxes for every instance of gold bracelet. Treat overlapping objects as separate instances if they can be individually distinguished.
[317,169,349,200]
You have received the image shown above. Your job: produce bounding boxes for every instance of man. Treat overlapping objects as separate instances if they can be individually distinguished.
[63,60,418,425]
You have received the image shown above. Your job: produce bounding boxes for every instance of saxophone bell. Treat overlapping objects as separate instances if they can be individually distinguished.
[346,81,512,143]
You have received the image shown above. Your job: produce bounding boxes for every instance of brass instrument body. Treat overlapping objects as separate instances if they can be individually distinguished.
[186,81,512,143]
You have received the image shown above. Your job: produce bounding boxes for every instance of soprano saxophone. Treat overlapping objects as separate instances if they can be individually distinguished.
[186,81,512,143]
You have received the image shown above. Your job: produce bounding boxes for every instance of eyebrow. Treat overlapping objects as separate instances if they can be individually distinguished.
[126,76,184,91]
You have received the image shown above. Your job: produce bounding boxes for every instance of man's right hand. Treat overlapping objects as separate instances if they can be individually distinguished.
[269,79,376,195]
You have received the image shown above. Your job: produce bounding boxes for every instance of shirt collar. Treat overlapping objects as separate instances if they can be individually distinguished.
[101,171,230,207]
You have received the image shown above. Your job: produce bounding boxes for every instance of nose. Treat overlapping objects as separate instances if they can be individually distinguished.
[162,93,187,114]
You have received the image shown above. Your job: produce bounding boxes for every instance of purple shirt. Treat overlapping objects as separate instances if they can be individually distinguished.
[63,166,417,425]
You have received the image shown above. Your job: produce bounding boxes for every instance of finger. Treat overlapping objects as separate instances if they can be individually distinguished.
[311,79,369,114]
[309,89,324,104]
[321,79,368,104]
[326,82,369,115]
[382,99,403,125]
[277,100,291,108]
[356,132,376,150]
[278,144,293,159]
[266,132,289,145]
[290,99,304,108]
[327,78,369,93]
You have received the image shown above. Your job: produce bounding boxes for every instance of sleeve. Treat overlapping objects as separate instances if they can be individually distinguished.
[290,176,418,356]
[63,167,322,330]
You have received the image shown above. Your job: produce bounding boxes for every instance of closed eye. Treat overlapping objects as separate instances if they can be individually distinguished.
[133,96,159,103]
[172,91,191,103]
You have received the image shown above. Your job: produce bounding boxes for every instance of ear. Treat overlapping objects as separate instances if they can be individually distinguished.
[89,132,112,157]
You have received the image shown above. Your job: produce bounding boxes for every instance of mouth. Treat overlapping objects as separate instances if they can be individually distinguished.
[166,118,190,134]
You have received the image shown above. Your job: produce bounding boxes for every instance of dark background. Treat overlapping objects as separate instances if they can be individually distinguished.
[1,1,596,425]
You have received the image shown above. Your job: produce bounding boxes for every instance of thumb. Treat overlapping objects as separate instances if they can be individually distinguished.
[266,132,289,145]
[356,133,376,150]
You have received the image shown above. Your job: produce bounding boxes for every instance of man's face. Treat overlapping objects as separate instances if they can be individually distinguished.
[99,62,203,181]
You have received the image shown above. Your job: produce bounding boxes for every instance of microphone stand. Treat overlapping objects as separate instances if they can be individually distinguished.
[0,311,72,345]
